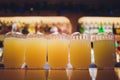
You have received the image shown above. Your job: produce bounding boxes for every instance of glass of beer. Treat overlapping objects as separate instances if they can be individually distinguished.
[3,34,25,68]
[93,34,116,69]
[26,34,47,68]
[70,32,91,69]
[48,33,69,69]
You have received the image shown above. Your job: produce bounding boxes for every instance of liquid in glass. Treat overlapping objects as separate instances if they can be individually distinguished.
[70,33,91,68]
[93,35,115,68]
[48,34,69,69]
[3,35,25,68]
[26,34,47,68]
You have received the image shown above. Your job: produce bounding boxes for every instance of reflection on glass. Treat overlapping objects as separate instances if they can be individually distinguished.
[67,37,72,69]
[0,48,2,56]
[89,68,98,80]
[0,48,3,61]
[66,69,72,80]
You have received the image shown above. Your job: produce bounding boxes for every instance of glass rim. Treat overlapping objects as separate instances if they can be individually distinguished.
[91,34,114,41]
[48,33,70,40]
[71,32,90,40]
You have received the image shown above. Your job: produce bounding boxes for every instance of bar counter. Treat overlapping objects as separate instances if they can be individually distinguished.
[0,68,119,80]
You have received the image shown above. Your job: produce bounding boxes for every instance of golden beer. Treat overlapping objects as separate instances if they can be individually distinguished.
[26,34,47,68]
[48,34,69,69]
[70,33,91,68]
[3,34,25,68]
[93,35,115,68]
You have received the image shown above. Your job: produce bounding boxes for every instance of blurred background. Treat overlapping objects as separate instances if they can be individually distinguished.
[0,0,120,32]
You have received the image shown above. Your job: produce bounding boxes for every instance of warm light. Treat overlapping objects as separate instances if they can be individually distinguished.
[0,16,72,34]
[78,17,120,25]
[30,8,34,11]
[0,16,71,24]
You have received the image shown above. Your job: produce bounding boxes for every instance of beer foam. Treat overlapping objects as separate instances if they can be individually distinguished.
[27,34,45,39]
[48,33,70,40]
[5,33,26,39]
[91,34,114,41]
[71,33,90,40]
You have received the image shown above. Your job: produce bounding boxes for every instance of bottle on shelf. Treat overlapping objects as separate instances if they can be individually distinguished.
[115,23,120,34]
[104,22,112,34]
[89,22,93,34]
[94,22,99,34]
[84,22,90,34]
[79,23,85,34]
[112,23,116,34]
[98,23,104,33]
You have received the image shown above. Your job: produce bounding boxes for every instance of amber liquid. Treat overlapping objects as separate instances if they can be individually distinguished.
[94,40,115,68]
[70,40,91,68]
[3,38,25,68]
[26,38,47,68]
[48,39,69,69]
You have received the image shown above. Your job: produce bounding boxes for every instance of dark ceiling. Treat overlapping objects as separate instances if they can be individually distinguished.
[0,0,120,15]
[0,0,119,6]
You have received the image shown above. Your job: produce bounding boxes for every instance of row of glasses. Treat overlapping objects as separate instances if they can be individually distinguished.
[2,31,117,69]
